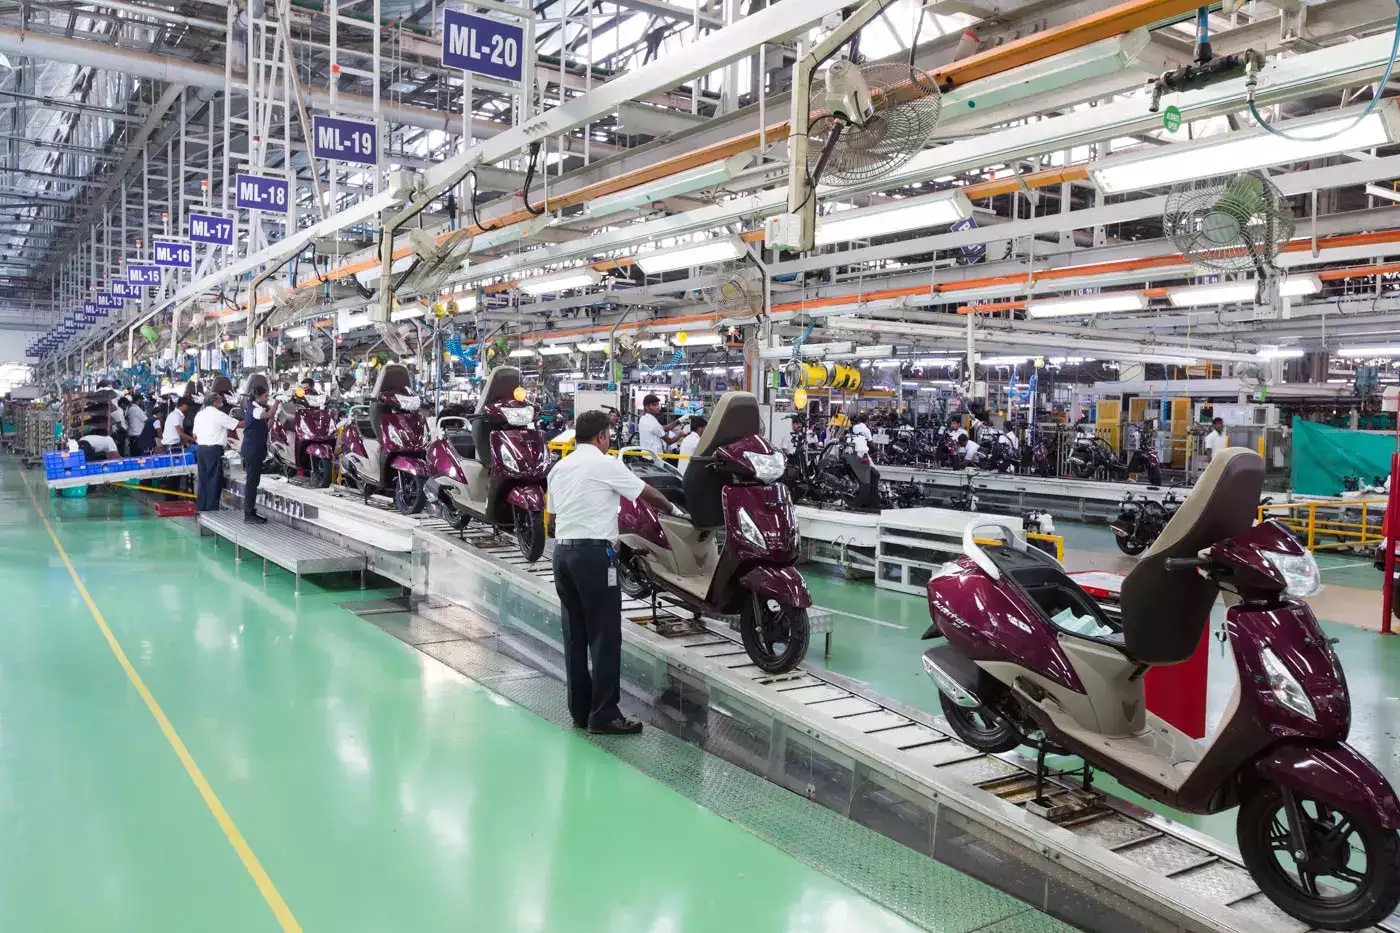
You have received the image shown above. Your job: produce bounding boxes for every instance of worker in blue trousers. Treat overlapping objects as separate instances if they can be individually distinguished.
[240,382,271,524]
[192,392,240,512]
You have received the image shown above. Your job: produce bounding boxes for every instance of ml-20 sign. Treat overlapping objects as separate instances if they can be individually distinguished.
[152,238,193,269]
[441,10,525,83]
[312,115,378,166]
[189,211,235,246]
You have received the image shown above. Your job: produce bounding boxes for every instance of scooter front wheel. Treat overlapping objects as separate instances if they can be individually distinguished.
[1114,534,1148,556]
[394,472,426,515]
[309,456,333,489]
[938,693,1022,753]
[513,506,545,562]
[740,593,809,674]
[1238,783,1400,931]
[616,549,651,600]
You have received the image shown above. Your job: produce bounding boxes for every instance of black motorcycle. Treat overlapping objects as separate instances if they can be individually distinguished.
[1109,488,1182,555]
[1124,420,1163,485]
[1067,430,1124,480]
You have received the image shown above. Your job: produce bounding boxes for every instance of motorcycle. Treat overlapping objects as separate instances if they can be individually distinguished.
[424,366,549,560]
[968,426,1018,473]
[922,448,1400,930]
[337,363,431,514]
[268,388,337,488]
[615,391,812,673]
[1109,488,1182,556]
[823,429,882,511]
[1066,429,1125,480]
[1124,419,1164,485]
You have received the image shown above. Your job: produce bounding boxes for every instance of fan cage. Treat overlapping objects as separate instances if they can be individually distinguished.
[1163,171,1296,273]
[806,63,941,187]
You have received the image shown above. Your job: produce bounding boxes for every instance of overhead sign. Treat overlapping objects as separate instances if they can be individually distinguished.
[950,217,986,262]
[128,263,162,286]
[96,293,122,310]
[312,115,378,165]
[189,211,235,246]
[110,281,138,299]
[442,11,525,83]
[84,302,99,317]
[153,238,193,269]
[235,173,291,213]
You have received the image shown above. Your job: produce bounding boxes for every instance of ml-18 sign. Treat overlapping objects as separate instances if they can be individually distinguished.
[153,238,193,269]
[189,211,235,246]
[235,173,290,213]
[442,11,525,83]
[312,115,378,165]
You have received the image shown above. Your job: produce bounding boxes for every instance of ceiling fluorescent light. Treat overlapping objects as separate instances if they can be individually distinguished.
[815,190,974,245]
[980,356,1029,365]
[589,155,752,219]
[508,348,538,358]
[538,345,575,356]
[853,344,894,358]
[635,338,669,348]
[1338,345,1400,357]
[676,333,722,346]
[1089,102,1400,194]
[635,236,745,274]
[341,311,372,331]
[1257,347,1305,359]
[283,325,309,339]
[1167,275,1321,307]
[391,306,426,322]
[518,267,603,295]
[577,341,609,351]
[1026,292,1147,318]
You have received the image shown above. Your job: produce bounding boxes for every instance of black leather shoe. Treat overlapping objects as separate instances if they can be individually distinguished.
[244,514,268,524]
[588,716,642,735]
[572,719,588,729]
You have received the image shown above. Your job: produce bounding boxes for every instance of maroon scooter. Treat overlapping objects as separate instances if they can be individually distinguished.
[337,363,431,514]
[424,366,548,560]
[269,389,337,488]
[922,448,1400,930]
[614,391,811,673]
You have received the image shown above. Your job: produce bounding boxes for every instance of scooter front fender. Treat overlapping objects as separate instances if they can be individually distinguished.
[303,442,334,460]
[1252,742,1400,830]
[389,455,429,477]
[506,484,544,512]
[739,565,812,609]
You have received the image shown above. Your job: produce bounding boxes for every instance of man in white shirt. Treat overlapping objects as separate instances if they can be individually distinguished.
[77,433,119,460]
[636,393,677,457]
[676,415,706,476]
[1202,417,1228,466]
[192,393,242,512]
[161,397,195,449]
[126,396,149,455]
[548,409,681,735]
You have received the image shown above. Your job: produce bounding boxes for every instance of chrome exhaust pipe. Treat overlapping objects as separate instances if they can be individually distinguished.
[921,651,980,709]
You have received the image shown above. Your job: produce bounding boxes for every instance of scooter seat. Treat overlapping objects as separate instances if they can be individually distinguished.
[447,432,476,460]
[988,547,1127,650]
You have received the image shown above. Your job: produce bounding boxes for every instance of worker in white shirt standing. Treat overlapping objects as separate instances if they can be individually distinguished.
[676,415,707,476]
[192,392,242,512]
[547,409,683,735]
[636,393,679,458]
[1202,417,1228,468]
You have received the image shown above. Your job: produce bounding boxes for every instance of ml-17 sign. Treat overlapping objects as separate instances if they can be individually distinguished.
[189,211,235,246]
[312,115,378,166]
[442,11,525,83]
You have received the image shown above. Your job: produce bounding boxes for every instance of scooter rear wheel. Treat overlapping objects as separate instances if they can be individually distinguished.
[616,549,651,600]
[938,693,1023,753]
[513,506,545,562]
[1238,783,1400,930]
[740,593,809,674]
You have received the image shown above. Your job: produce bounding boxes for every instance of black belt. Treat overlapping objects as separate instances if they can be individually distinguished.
[554,538,611,548]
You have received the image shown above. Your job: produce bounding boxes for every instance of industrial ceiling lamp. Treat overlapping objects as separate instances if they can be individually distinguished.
[814,190,974,245]
[634,236,745,274]
[1025,292,1148,318]
[1167,275,1320,307]
[518,266,604,295]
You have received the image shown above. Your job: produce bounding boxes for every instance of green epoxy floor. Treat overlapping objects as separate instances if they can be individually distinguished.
[806,521,1400,847]
[0,457,1068,933]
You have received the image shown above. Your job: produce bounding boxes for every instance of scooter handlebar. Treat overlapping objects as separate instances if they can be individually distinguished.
[1164,556,1210,574]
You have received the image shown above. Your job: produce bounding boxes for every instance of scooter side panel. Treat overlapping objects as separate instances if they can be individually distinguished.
[389,454,430,476]
[303,442,334,461]
[506,484,544,512]
[619,498,669,550]
[1229,602,1350,739]
[427,440,467,484]
[1251,742,1400,830]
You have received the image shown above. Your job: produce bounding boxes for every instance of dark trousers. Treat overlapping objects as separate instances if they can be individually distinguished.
[195,445,224,512]
[242,450,264,516]
[552,542,622,727]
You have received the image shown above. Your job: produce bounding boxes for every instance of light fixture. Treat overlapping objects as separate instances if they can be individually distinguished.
[509,348,538,358]
[635,236,744,274]
[1089,102,1400,194]
[675,333,722,346]
[283,325,309,339]
[588,155,751,219]
[1338,345,1400,357]
[391,306,426,322]
[980,355,1029,365]
[1167,275,1321,307]
[852,344,894,359]
[564,370,585,379]
[1257,347,1305,359]
[518,267,603,295]
[538,345,574,356]
[635,338,669,349]
[577,341,609,351]
[873,359,902,368]
[814,190,974,245]
[341,311,372,331]
[1026,292,1147,318]
[914,357,956,366]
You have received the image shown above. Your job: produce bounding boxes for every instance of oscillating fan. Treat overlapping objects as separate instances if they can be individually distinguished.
[701,261,765,314]
[262,284,318,331]
[807,61,942,187]
[1163,171,1295,277]
[396,228,475,300]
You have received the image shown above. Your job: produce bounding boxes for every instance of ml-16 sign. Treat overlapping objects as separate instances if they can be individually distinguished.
[312,115,378,165]
[153,238,193,269]
[442,11,525,83]
[189,211,235,246]
[235,173,290,213]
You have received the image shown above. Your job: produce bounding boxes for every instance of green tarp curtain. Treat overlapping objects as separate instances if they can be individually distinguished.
[1290,418,1396,495]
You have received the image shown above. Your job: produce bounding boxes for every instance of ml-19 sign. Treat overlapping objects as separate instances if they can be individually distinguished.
[312,115,378,166]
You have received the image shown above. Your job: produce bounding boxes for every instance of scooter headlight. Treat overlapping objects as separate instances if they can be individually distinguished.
[736,507,766,550]
[1262,548,1322,597]
[502,406,534,427]
[1260,647,1317,721]
[743,450,785,483]
[498,443,520,472]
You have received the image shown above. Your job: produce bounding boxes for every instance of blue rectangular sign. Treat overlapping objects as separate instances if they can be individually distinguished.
[189,211,235,246]
[950,217,986,262]
[312,115,378,165]
[153,238,193,269]
[82,312,97,324]
[442,11,525,83]
[83,302,96,316]
[128,263,162,286]
[96,293,121,310]
[110,281,138,299]
[235,173,290,213]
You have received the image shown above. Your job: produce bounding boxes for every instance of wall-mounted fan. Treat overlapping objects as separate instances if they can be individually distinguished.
[701,261,765,314]
[376,321,415,358]
[263,284,318,330]
[1164,171,1295,283]
[806,61,942,187]
[396,227,475,299]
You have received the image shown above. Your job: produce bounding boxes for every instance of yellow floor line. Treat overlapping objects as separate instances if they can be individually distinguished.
[20,470,302,932]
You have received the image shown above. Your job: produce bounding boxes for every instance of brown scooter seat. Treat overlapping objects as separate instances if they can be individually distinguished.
[472,366,522,465]
[370,363,412,438]
[625,454,686,509]
[987,545,1125,649]
[683,391,762,529]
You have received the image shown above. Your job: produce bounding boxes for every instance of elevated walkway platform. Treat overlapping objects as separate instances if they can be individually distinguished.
[198,511,366,594]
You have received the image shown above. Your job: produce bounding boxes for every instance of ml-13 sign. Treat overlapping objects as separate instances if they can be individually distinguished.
[442,11,525,83]
[312,115,378,166]
[189,211,235,246]
[95,293,122,310]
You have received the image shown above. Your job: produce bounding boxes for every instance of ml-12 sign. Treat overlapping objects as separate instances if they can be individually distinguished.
[128,263,161,285]
[235,173,290,213]
[189,211,235,246]
[153,238,193,269]
[312,115,378,166]
[442,10,525,83]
